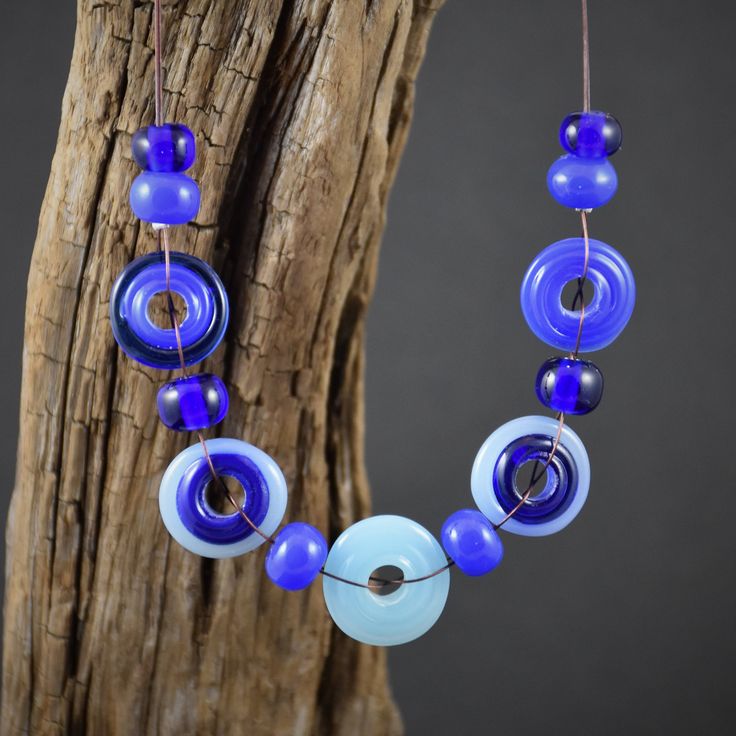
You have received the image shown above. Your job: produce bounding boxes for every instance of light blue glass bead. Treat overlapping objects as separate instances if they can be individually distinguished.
[159,438,287,558]
[547,154,617,209]
[130,171,200,224]
[520,238,635,352]
[322,515,450,646]
[471,416,590,536]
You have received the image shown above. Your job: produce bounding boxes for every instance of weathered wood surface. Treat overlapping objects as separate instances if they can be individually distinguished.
[1,1,444,733]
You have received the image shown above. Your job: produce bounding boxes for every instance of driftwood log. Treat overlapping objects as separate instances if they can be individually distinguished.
[1,1,444,733]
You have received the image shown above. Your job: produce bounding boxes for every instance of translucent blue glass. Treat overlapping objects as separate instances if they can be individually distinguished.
[130,172,200,224]
[159,438,287,558]
[157,373,229,431]
[471,416,590,536]
[547,155,617,209]
[520,237,635,352]
[132,124,196,172]
[110,251,229,368]
[535,357,603,415]
[322,515,450,646]
[265,522,328,591]
[559,111,622,158]
[441,509,503,576]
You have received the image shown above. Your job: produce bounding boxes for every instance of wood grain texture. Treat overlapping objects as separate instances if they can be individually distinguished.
[1,1,444,733]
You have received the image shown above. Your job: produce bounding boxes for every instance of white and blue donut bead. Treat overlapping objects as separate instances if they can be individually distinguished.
[159,437,287,558]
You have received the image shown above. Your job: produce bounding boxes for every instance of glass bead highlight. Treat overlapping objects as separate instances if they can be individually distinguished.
[535,357,603,415]
[520,237,635,352]
[159,438,287,558]
[559,111,622,158]
[157,373,229,431]
[110,251,229,368]
[471,415,590,536]
[130,171,200,224]
[547,154,617,209]
[265,523,328,591]
[441,509,503,576]
[132,123,196,172]
[322,515,450,646]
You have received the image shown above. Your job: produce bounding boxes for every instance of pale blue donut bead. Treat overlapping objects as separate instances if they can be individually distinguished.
[322,515,450,646]
[159,437,287,558]
[471,415,590,536]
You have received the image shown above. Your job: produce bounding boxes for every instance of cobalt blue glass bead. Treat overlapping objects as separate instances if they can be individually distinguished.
[441,509,503,576]
[559,111,622,158]
[110,251,229,368]
[547,154,617,209]
[472,416,590,536]
[130,171,200,224]
[535,357,604,415]
[131,124,196,172]
[265,522,328,591]
[520,237,635,352]
[159,438,288,558]
[157,373,229,431]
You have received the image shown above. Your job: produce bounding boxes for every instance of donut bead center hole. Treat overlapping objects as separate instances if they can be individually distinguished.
[514,459,556,502]
[147,291,187,328]
[369,565,405,597]
[204,475,245,516]
[561,278,594,311]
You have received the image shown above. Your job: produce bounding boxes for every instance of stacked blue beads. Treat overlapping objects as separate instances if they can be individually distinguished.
[441,509,503,576]
[157,373,229,431]
[265,523,328,591]
[535,357,603,415]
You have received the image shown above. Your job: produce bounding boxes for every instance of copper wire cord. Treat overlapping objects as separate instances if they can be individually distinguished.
[152,0,592,592]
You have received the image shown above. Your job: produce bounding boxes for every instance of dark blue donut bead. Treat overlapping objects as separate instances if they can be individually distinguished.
[441,509,503,577]
[535,357,604,415]
[265,523,328,591]
[132,124,196,172]
[130,172,200,225]
[560,111,622,158]
[157,373,229,431]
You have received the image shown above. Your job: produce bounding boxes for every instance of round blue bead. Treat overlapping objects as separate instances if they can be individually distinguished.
[559,111,622,158]
[132,124,196,172]
[535,357,604,415]
[520,237,635,352]
[159,438,288,558]
[157,373,229,431]
[547,154,617,209]
[472,416,590,536]
[441,509,503,576]
[265,523,328,591]
[110,251,229,368]
[130,171,200,224]
[322,515,450,646]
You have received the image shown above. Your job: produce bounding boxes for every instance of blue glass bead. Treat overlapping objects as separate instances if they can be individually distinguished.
[322,515,450,646]
[559,111,622,158]
[130,172,200,224]
[265,522,328,591]
[132,124,196,172]
[547,154,617,209]
[441,509,503,576]
[110,251,229,369]
[471,415,590,536]
[535,357,604,415]
[157,373,229,431]
[159,438,287,558]
[520,237,635,352]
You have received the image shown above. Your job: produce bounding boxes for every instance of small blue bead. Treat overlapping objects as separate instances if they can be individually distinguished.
[132,124,196,171]
[559,111,622,158]
[157,373,229,431]
[441,509,503,576]
[547,154,617,209]
[535,357,604,415]
[130,172,200,224]
[265,523,328,591]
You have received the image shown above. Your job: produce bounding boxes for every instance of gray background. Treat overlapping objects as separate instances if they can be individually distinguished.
[1,1,735,734]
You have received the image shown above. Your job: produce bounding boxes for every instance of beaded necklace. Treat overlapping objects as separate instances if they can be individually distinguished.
[109,0,634,646]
